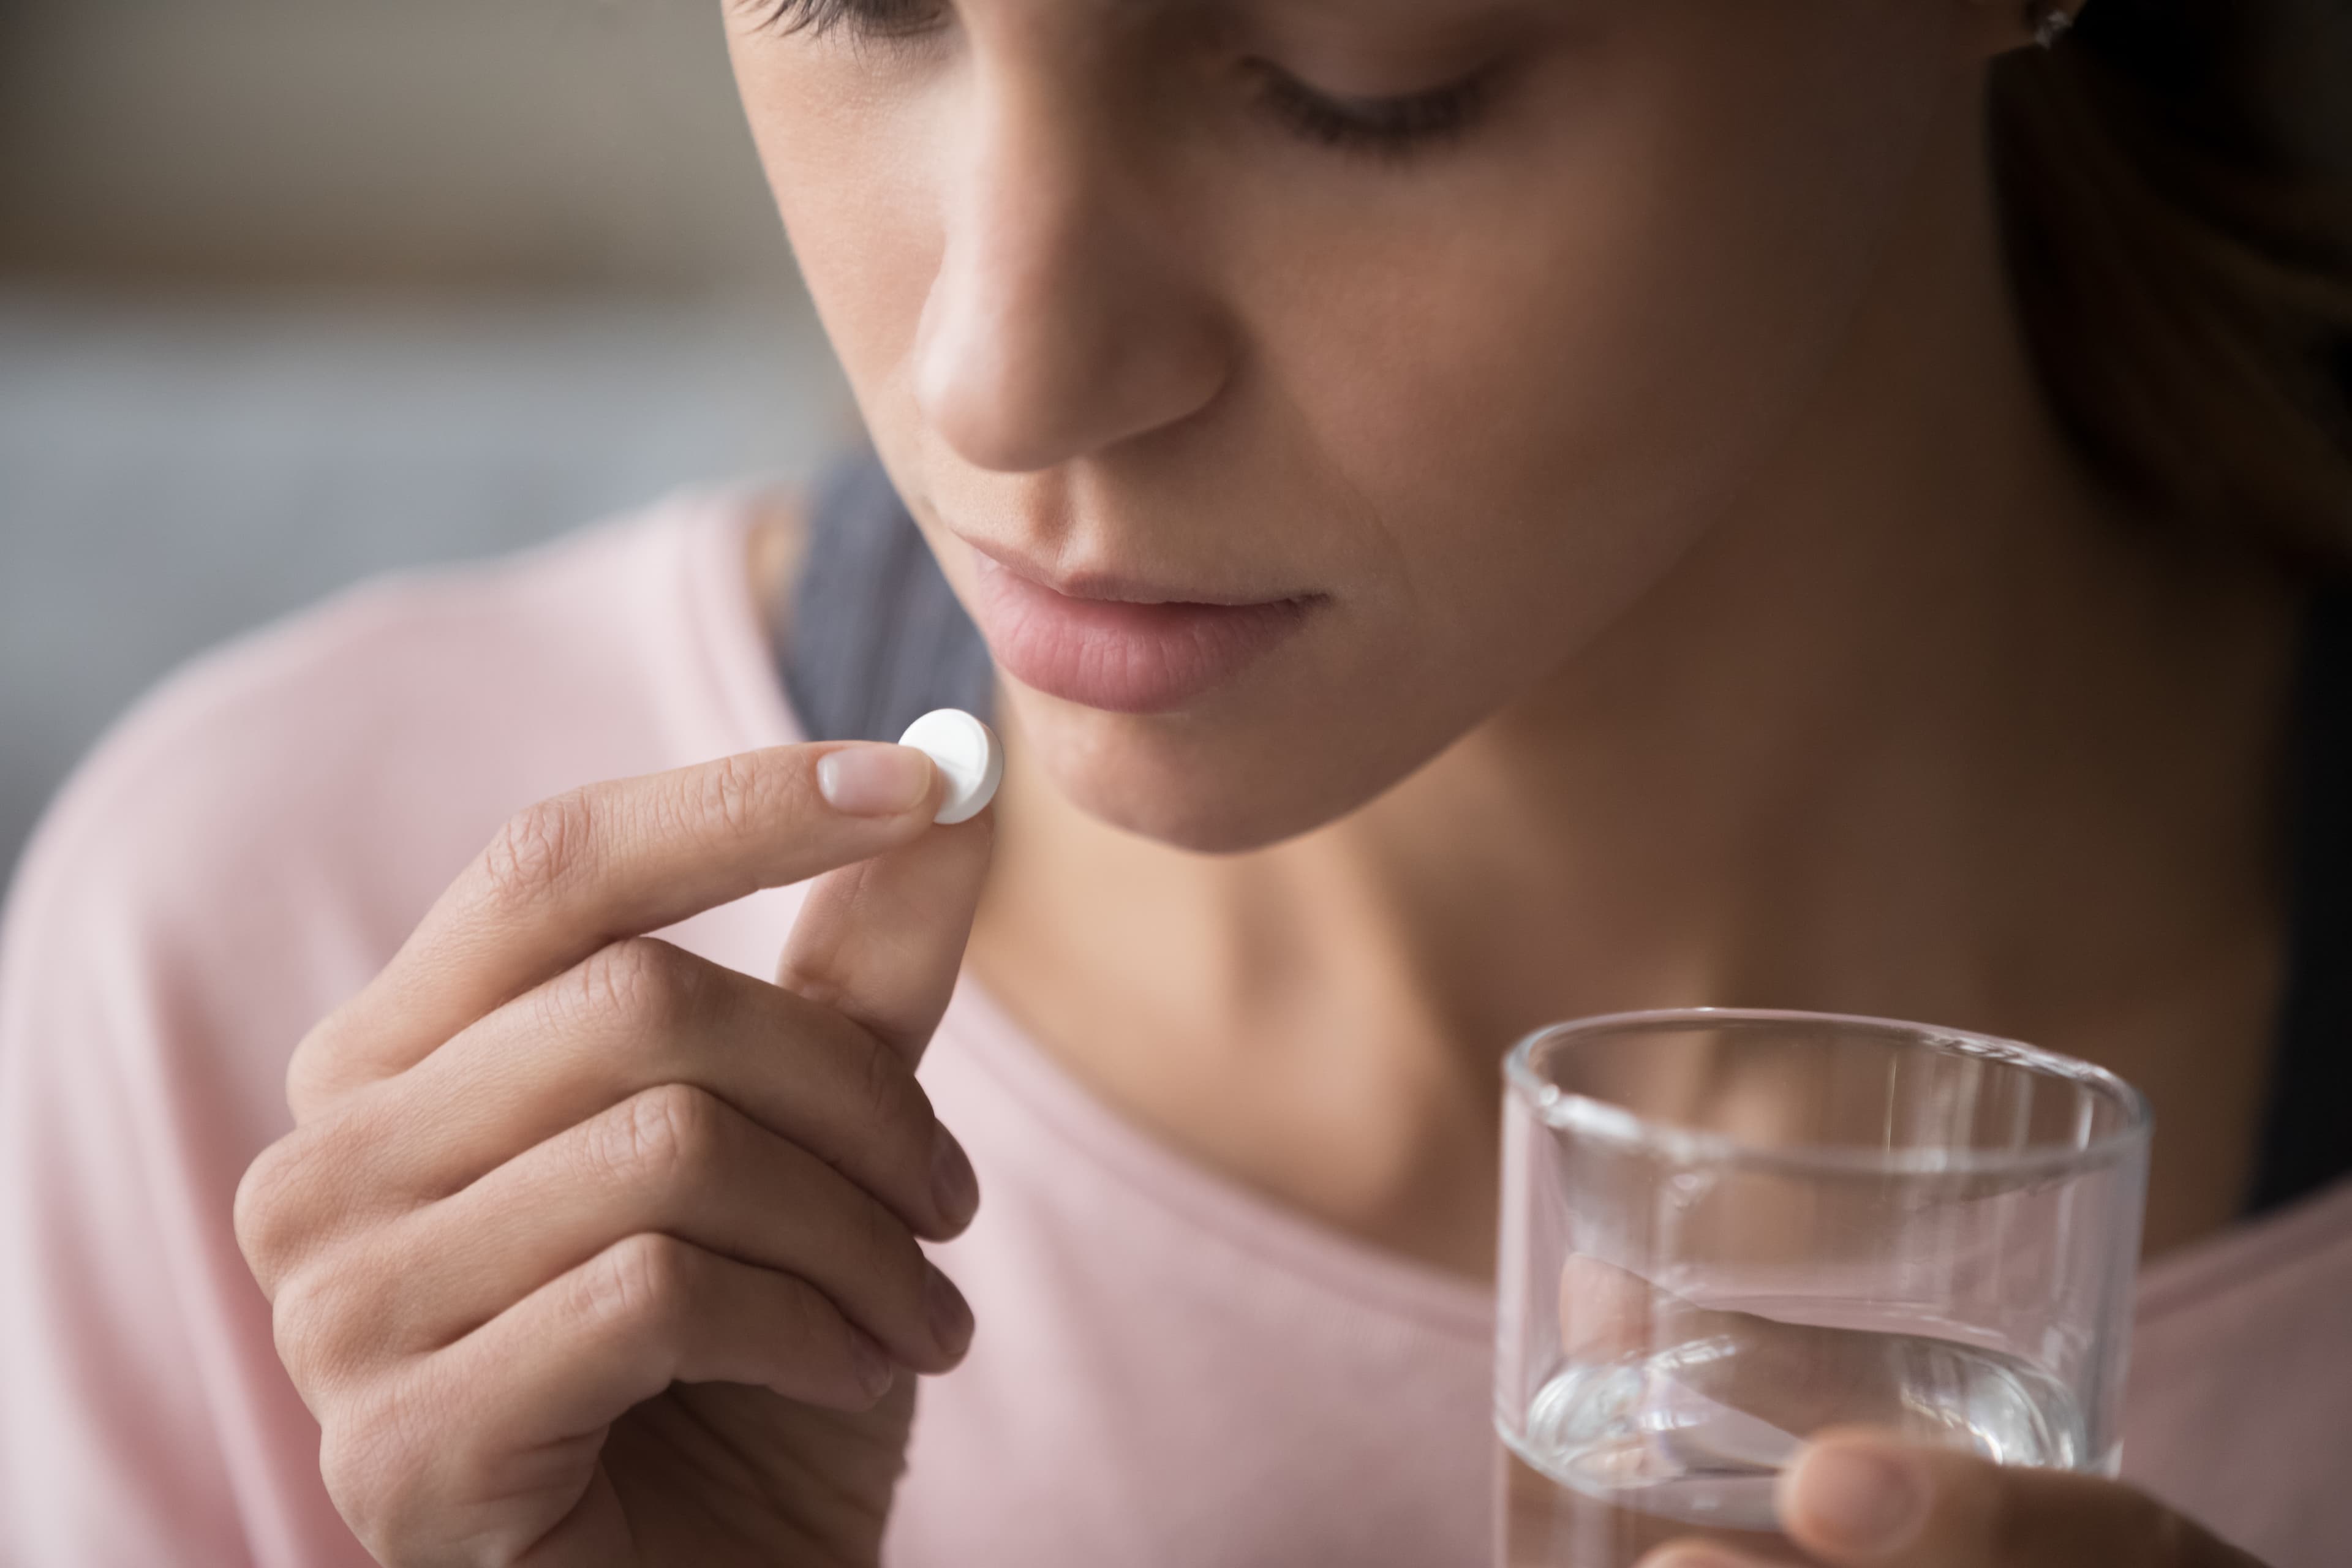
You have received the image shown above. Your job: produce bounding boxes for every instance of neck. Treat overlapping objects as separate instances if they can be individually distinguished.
[967,89,2299,1272]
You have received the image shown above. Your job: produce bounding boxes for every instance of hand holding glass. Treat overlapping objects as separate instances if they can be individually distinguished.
[1494,1009,2151,1566]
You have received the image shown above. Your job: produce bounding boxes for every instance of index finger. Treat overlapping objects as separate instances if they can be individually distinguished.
[294,742,942,1112]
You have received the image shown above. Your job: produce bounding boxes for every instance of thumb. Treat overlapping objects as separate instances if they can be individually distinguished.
[1775,1430,2264,1568]
[775,801,996,1068]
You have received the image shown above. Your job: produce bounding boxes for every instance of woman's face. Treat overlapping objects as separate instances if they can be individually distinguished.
[726,0,1991,852]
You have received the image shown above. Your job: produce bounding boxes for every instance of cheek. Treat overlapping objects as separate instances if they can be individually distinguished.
[721,7,1958,850]
[727,42,943,437]
[1231,2,1954,652]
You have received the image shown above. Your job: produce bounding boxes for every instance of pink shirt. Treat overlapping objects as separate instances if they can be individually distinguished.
[2,496,2345,1567]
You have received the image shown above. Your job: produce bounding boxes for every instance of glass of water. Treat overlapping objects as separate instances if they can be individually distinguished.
[1494,1008,2150,1567]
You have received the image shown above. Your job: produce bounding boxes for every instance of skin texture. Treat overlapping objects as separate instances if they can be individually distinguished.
[742,0,1973,851]
[235,0,2297,1563]
[1631,1430,2266,1568]
[239,745,995,1565]
[725,0,2290,1559]
[728,0,2290,1268]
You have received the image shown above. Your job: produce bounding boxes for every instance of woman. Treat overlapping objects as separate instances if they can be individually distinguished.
[1,0,2346,1564]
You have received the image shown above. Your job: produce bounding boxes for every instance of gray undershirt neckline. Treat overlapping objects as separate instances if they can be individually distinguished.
[777,456,996,745]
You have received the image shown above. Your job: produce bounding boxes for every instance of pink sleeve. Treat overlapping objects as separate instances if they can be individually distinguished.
[0,692,378,1567]
[0,508,744,1567]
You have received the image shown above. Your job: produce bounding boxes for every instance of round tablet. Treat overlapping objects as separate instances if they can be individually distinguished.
[897,709,1003,826]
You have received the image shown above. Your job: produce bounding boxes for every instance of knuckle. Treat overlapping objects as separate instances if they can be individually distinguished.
[576,937,698,1035]
[592,1082,723,1195]
[282,1041,334,1125]
[317,1379,432,1561]
[769,1270,847,1365]
[575,1233,696,1343]
[235,1125,360,1291]
[693,750,790,842]
[481,790,597,910]
[271,1260,371,1393]
[283,1012,356,1122]
[235,1106,388,1292]
[858,1195,928,1296]
[315,1412,385,1545]
[233,1137,304,1284]
[848,1028,924,1140]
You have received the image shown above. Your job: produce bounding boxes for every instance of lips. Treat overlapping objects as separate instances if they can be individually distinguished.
[965,549,1316,714]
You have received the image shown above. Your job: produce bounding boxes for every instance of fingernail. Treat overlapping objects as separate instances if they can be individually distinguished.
[816,745,933,818]
[1792,1444,1926,1553]
[925,1263,974,1357]
[1635,1549,1760,1568]
[846,1326,895,1401]
[930,1126,981,1231]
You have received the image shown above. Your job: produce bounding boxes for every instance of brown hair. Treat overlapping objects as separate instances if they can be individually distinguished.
[1990,0,2352,568]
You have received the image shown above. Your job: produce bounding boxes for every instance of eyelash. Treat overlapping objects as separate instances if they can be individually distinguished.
[753,0,1495,159]
[1251,66,1495,159]
[755,0,943,41]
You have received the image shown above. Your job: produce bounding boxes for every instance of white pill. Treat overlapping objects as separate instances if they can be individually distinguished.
[898,709,1003,826]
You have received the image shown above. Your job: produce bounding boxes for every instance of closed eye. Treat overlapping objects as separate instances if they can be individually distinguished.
[752,0,946,40]
[750,0,1500,160]
[1251,62,1498,159]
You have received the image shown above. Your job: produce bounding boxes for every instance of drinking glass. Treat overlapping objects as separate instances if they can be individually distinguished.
[1494,1008,2151,1566]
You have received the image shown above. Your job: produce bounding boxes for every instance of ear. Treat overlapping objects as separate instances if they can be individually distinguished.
[1956,0,2084,62]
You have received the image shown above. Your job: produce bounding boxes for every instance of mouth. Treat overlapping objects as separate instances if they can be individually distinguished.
[963,545,1321,714]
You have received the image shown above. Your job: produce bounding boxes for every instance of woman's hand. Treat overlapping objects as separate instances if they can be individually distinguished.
[1638,1429,2265,1568]
[234,743,991,1567]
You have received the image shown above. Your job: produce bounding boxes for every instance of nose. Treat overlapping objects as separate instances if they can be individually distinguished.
[914,62,1231,473]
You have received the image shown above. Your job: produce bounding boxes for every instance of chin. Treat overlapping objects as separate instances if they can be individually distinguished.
[1003,684,1435,856]
[1063,773,1316,856]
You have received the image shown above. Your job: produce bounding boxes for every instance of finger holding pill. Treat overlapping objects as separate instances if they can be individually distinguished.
[898,709,1003,826]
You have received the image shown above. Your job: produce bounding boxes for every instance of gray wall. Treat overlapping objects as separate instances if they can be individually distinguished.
[0,0,788,290]
[0,1,853,887]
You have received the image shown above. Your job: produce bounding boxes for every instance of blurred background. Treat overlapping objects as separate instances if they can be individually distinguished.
[0,0,854,883]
